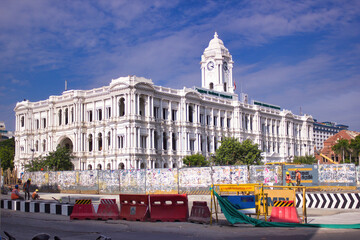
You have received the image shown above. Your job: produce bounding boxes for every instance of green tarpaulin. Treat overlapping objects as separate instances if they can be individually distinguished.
[213,190,360,229]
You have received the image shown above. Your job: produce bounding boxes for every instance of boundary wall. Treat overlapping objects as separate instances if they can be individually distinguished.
[22,164,360,194]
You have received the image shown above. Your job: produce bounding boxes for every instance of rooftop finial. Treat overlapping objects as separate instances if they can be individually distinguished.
[214,32,218,38]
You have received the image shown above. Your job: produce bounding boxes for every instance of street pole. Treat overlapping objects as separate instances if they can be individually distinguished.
[144,162,147,194]
[177,163,180,194]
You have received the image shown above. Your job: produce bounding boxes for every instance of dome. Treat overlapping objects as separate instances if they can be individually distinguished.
[203,32,230,56]
[208,32,225,48]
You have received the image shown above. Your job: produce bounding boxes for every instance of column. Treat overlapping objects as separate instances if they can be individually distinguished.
[136,94,140,115]
[126,127,129,149]
[148,95,151,118]
[160,99,163,119]
[169,101,172,121]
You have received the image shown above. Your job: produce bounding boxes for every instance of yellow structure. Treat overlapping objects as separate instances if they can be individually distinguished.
[210,184,308,224]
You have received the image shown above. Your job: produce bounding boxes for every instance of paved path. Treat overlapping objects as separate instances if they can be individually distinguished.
[2,208,360,240]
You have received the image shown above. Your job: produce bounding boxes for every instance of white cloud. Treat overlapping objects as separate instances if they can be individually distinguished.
[1,0,360,132]
[304,90,360,129]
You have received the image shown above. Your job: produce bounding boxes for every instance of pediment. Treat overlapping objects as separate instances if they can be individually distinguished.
[109,82,130,90]
[135,82,155,91]
[284,112,294,118]
[185,91,202,100]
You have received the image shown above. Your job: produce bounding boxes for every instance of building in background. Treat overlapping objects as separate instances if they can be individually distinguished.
[313,120,348,150]
[14,33,314,173]
[0,121,14,141]
[316,130,359,163]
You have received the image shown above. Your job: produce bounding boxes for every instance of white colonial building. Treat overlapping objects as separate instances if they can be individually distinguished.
[14,33,314,172]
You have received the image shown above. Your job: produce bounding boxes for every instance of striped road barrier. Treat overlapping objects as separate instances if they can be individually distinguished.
[296,193,360,209]
[1,199,73,216]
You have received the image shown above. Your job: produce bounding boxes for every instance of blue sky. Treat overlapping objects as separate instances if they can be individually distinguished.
[1,0,360,132]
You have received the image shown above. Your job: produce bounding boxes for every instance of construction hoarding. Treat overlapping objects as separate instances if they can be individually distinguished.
[318,164,356,186]
[283,165,319,187]
[249,165,282,185]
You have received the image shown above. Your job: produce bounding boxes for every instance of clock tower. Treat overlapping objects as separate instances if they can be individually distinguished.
[200,32,234,93]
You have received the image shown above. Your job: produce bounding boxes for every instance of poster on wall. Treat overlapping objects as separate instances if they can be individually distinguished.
[249,165,282,185]
[283,165,319,187]
[318,164,356,186]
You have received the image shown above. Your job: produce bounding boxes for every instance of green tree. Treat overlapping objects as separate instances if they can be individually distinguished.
[350,135,360,164]
[214,137,262,165]
[24,156,47,172]
[0,138,15,170]
[25,145,74,172]
[332,139,350,163]
[183,153,209,167]
[292,155,316,164]
[45,146,74,171]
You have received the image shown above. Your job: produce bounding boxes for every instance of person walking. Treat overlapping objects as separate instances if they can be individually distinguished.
[11,185,24,200]
[23,178,31,200]
[295,169,302,186]
[285,172,292,186]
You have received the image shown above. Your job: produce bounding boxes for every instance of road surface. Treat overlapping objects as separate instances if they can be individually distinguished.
[2,209,360,240]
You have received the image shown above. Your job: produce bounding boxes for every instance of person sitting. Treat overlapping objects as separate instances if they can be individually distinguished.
[11,185,24,200]
[32,189,40,200]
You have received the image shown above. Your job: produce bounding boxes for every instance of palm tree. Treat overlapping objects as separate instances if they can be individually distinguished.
[350,136,360,165]
[332,139,350,163]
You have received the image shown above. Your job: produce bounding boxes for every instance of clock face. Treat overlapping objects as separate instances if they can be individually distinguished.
[207,61,214,71]
[223,61,228,71]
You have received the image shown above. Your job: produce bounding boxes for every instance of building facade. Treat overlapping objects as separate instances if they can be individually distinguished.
[313,119,348,150]
[316,130,359,163]
[14,33,314,172]
[0,121,14,141]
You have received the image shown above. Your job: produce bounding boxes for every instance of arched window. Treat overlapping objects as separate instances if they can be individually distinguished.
[172,133,176,151]
[188,105,193,123]
[42,140,46,152]
[118,163,125,170]
[140,162,145,169]
[35,140,39,151]
[155,162,160,168]
[163,163,168,168]
[89,110,93,122]
[119,98,125,116]
[139,97,145,116]
[163,132,167,150]
[98,133,102,151]
[207,136,211,152]
[58,109,62,125]
[154,131,158,150]
[173,163,177,168]
[88,164,92,170]
[118,136,124,149]
[107,132,111,147]
[209,82,214,89]
[107,163,111,170]
[223,82,227,92]
[21,116,25,127]
[71,107,74,122]
[65,108,69,125]
[97,164,102,170]
[88,134,93,152]
[97,109,102,121]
